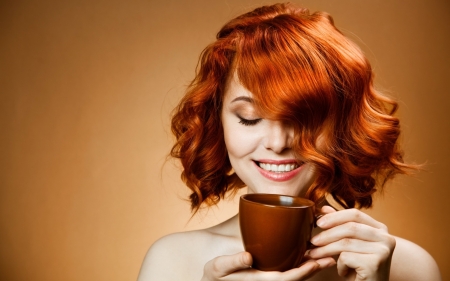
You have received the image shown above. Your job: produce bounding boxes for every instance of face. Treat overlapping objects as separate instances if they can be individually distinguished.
[221,74,318,197]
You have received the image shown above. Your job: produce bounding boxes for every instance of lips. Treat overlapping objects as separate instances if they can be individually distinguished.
[254,160,303,182]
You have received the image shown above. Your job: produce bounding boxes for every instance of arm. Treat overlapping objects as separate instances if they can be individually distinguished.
[389,237,441,281]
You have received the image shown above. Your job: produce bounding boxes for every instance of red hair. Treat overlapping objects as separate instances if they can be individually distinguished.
[171,3,414,212]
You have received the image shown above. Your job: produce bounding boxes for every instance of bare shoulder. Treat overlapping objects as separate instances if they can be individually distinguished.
[137,216,243,281]
[390,236,441,281]
[137,230,212,281]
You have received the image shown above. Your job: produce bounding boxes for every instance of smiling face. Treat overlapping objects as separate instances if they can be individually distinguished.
[221,74,318,197]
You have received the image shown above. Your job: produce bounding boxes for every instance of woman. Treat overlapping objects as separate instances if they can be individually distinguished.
[138,3,441,280]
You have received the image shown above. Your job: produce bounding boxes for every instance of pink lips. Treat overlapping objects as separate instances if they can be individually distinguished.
[254,159,303,182]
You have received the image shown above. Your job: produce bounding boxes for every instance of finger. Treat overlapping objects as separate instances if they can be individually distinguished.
[337,263,358,281]
[309,239,380,258]
[205,252,252,277]
[316,208,387,231]
[276,261,322,281]
[311,222,390,246]
[315,257,337,269]
[321,205,337,214]
[336,252,387,281]
[315,206,336,222]
[337,252,368,278]
[223,260,321,281]
[336,256,350,277]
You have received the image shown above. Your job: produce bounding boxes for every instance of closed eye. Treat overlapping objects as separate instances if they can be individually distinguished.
[238,116,262,126]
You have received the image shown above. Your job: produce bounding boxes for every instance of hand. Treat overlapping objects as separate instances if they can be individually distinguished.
[309,206,396,281]
[201,251,335,281]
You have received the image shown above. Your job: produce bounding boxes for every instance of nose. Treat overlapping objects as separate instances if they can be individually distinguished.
[263,120,294,154]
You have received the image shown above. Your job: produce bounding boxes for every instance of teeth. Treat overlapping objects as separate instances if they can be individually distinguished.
[259,162,299,172]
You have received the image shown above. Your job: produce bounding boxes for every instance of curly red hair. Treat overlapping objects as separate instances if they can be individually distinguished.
[171,3,413,212]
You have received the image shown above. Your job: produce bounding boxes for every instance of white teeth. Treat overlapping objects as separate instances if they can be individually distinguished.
[258,162,299,172]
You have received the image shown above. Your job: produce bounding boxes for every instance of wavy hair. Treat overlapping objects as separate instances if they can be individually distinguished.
[171,3,414,212]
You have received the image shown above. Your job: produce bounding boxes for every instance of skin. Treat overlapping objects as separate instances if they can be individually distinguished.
[137,75,441,281]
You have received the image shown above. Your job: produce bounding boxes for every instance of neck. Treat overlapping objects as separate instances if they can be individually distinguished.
[208,213,241,239]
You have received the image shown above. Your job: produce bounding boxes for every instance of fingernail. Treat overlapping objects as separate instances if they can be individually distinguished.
[328,259,337,267]
[310,235,320,244]
[316,257,336,268]
[316,218,326,227]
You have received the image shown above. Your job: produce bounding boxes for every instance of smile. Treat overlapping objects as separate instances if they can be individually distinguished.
[254,160,303,182]
[258,162,299,173]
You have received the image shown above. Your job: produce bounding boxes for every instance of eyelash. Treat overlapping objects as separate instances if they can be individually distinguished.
[238,117,262,126]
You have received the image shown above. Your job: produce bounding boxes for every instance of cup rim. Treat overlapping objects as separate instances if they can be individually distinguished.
[240,193,314,208]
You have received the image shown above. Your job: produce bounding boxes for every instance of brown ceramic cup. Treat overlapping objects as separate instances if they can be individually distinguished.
[239,193,316,272]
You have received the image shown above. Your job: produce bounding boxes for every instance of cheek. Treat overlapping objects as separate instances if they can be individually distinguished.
[223,124,260,159]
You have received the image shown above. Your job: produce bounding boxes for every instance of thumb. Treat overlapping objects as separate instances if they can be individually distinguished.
[206,252,253,277]
[240,252,253,267]
[230,252,253,272]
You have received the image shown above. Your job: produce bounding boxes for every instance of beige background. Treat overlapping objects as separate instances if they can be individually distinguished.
[1,0,449,280]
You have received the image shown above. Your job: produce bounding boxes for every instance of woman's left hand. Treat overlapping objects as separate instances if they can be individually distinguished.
[309,206,396,281]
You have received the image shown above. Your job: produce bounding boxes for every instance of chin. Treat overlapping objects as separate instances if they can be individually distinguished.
[248,185,305,197]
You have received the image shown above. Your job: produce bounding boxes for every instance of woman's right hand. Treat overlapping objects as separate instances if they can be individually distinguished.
[201,251,335,281]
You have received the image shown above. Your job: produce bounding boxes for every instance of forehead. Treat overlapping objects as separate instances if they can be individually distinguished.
[223,72,253,103]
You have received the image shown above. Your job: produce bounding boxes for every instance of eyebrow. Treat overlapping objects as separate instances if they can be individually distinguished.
[231,96,253,103]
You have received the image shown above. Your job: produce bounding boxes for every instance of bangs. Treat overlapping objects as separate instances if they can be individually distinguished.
[231,12,368,144]
[234,15,336,132]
